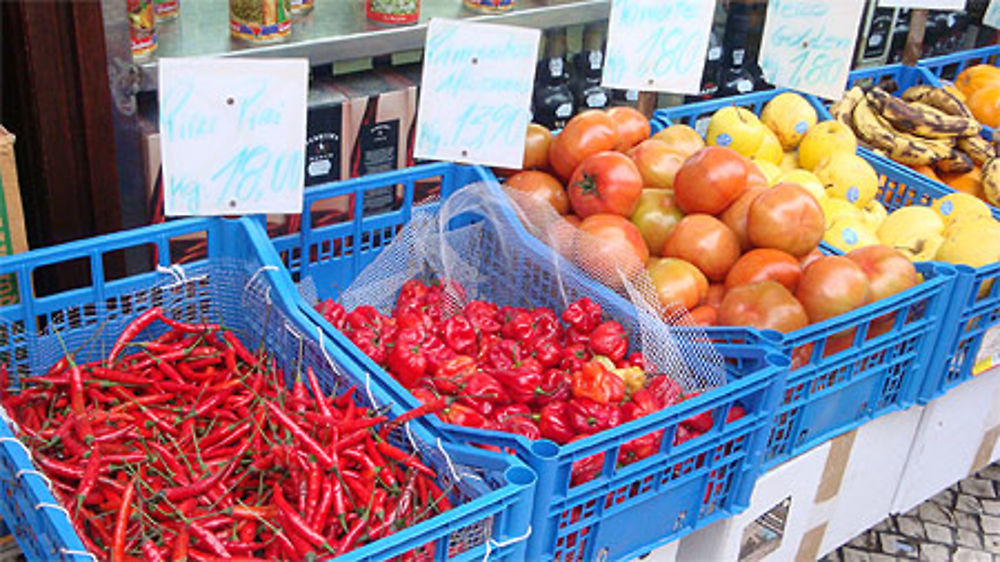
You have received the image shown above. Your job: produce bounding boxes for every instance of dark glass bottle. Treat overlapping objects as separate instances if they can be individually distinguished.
[532,29,575,129]
[571,23,611,111]
[718,1,770,97]
[685,29,722,103]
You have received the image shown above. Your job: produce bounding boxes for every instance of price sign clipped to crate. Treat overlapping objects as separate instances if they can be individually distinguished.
[602,0,715,95]
[414,19,540,169]
[159,58,308,216]
[758,0,867,100]
[985,0,1000,29]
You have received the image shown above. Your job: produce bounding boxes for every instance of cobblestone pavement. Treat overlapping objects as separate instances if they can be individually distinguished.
[821,464,1000,562]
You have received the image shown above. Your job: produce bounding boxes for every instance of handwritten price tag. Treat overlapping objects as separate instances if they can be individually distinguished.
[159,58,308,216]
[877,0,965,9]
[414,19,539,169]
[758,0,866,101]
[602,0,715,94]
[985,0,1000,29]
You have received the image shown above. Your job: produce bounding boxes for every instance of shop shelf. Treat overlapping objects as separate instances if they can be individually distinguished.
[0,217,534,561]
[264,161,788,561]
[652,89,958,469]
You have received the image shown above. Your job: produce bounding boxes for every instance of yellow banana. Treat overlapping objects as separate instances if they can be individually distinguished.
[901,84,975,118]
[867,88,981,139]
[958,135,995,167]
[934,150,975,174]
[852,96,938,166]
[831,86,865,128]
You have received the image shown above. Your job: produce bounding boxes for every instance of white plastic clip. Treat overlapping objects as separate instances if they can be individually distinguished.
[404,421,419,455]
[483,525,532,561]
[155,264,188,288]
[35,502,70,519]
[436,437,461,483]
[15,469,52,492]
[60,548,97,561]
[0,407,20,434]
[364,371,381,410]
[0,437,32,460]
[245,265,279,293]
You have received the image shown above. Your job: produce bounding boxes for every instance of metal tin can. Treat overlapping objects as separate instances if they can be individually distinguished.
[463,0,514,13]
[128,0,157,59]
[290,0,313,14]
[366,0,420,25]
[230,0,292,42]
[154,0,180,20]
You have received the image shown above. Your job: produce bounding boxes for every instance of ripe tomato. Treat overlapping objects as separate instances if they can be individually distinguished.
[745,161,770,190]
[568,151,643,218]
[705,284,726,308]
[746,183,825,257]
[575,214,650,288]
[652,124,705,159]
[720,186,766,251]
[628,139,685,189]
[647,257,709,311]
[607,106,651,152]
[505,171,570,215]
[717,281,809,333]
[549,110,620,180]
[844,245,917,303]
[800,248,824,268]
[673,146,750,215]
[629,189,683,256]
[795,256,872,324]
[663,214,741,282]
[725,249,802,293]
[524,123,554,170]
[687,305,718,327]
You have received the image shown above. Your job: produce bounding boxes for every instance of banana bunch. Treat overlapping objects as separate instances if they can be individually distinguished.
[832,84,990,175]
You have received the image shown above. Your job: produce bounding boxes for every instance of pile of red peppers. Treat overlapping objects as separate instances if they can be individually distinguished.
[316,279,745,486]
[2,307,450,561]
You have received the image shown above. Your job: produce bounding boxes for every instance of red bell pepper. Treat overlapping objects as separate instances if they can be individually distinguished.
[562,298,603,334]
[538,402,575,444]
[387,327,428,388]
[442,315,478,356]
[571,360,625,405]
[567,398,622,433]
[588,321,628,362]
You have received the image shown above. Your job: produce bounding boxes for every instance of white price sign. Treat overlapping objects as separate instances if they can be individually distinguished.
[985,0,1000,29]
[159,58,308,216]
[758,0,866,100]
[414,19,539,169]
[602,0,715,94]
[877,0,965,8]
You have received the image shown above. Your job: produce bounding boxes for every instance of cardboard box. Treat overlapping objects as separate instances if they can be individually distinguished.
[676,441,833,562]
[336,70,417,215]
[0,127,29,305]
[675,405,923,561]
[891,366,1000,515]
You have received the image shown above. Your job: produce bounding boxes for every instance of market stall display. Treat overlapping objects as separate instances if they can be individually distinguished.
[264,161,787,561]
[0,217,535,561]
[651,90,957,468]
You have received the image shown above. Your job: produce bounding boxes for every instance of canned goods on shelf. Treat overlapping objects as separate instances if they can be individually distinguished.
[229,0,292,42]
[463,0,515,13]
[366,0,420,25]
[128,0,157,59]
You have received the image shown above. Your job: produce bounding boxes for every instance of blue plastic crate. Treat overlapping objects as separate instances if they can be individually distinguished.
[652,90,958,469]
[920,44,1000,83]
[264,162,789,561]
[842,154,1000,401]
[0,217,535,561]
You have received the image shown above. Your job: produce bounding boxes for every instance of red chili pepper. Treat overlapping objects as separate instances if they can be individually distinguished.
[158,315,219,334]
[273,485,333,553]
[108,307,162,363]
[265,401,335,469]
[68,364,85,416]
[74,451,102,510]
[189,520,231,557]
[143,540,167,562]
[111,477,136,562]
[376,441,436,479]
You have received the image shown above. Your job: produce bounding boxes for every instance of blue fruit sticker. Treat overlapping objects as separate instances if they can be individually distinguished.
[846,186,860,203]
[842,228,858,246]
[795,121,809,134]
[716,133,733,147]
[940,200,954,216]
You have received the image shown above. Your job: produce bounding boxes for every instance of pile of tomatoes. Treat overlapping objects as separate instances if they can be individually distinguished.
[503,109,920,362]
[315,280,741,485]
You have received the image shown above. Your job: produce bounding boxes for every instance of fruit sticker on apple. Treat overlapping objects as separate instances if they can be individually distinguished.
[757,0,866,100]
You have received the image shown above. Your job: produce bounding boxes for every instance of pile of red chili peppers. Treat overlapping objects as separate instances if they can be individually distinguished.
[2,307,451,561]
[315,279,745,486]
